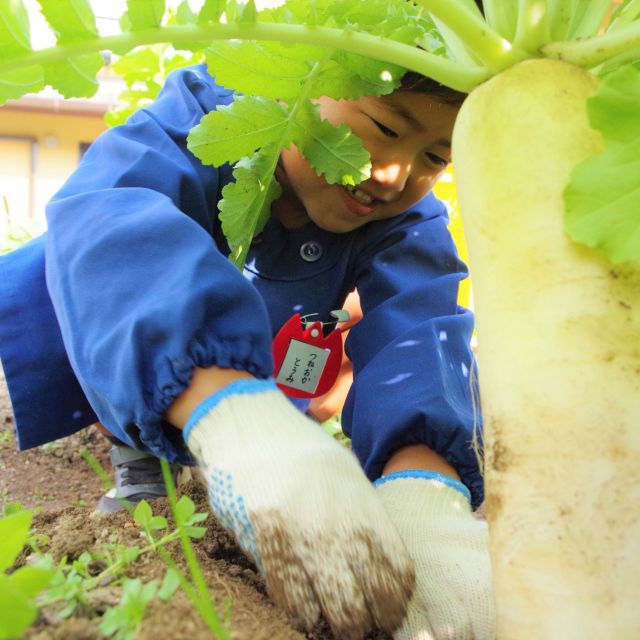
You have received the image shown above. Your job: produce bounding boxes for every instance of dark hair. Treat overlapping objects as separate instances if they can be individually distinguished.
[399,0,484,105]
[399,71,468,106]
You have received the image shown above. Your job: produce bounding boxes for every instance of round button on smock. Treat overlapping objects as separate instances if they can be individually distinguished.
[300,240,323,262]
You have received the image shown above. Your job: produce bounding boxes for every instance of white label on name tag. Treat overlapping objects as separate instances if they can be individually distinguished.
[275,339,330,394]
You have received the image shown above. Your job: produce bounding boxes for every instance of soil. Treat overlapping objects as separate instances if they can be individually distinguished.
[0,368,392,640]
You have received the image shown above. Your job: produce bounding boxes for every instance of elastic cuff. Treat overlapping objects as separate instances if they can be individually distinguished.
[183,378,278,442]
[374,469,472,503]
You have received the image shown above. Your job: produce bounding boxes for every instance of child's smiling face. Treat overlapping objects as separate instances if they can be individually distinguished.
[273,90,459,233]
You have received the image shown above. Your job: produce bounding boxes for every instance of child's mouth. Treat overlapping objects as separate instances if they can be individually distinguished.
[342,185,378,217]
[346,185,374,204]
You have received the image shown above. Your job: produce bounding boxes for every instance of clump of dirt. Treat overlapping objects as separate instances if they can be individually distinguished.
[0,370,392,640]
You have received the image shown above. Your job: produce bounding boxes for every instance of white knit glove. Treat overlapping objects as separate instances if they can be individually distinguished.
[375,471,495,640]
[184,379,415,638]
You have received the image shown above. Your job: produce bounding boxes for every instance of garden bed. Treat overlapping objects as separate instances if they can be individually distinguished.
[0,370,390,640]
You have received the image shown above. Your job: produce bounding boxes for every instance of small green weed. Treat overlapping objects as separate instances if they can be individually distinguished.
[37,494,212,624]
[83,451,233,639]
[99,573,179,640]
[0,451,233,639]
[0,507,53,640]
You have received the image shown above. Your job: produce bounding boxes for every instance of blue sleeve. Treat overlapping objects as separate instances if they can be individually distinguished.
[0,236,99,449]
[343,195,484,508]
[44,65,273,462]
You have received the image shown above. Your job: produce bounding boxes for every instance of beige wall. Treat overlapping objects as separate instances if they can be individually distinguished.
[0,108,107,236]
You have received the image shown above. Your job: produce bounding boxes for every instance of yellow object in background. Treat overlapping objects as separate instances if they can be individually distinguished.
[434,166,472,310]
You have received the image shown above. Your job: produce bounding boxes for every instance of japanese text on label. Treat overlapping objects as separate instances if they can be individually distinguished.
[275,339,330,393]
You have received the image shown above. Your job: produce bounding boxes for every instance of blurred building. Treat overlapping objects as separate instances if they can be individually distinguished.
[0,1,127,238]
[0,66,123,235]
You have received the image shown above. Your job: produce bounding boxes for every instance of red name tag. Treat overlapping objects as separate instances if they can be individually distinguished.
[272,313,344,398]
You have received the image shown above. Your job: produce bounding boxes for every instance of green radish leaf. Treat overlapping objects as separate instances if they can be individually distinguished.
[175,0,197,25]
[307,56,402,100]
[111,47,162,83]
[0,575,37,640]
[197,0,225,24]
[187,96,292,166]
[104,47,165,127]
[0,510,32,572]
[35,0,98,42]
[293,103,370,186]
[587,63,640,142]
[323,0,427,35]
[223,0,259,23]
[0,0,32,58]
[236,0,258,23]
[565,140,640,263]
[105,47,198,126]
[43,53,103,99]
[204,0,419,101]
[328,46,405,88]
[105,88,156,127]
[0,66,44,105]
[223,0,239,23]
[204,40,311,100]
[565,63,640,263]
[219,148,281,268]
[122,0,166,31]
[36,0,103,98]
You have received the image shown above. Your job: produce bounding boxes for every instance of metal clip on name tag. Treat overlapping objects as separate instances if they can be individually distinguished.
[272,310,350,398]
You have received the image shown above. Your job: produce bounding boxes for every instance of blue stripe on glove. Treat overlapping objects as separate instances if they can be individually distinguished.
[374,469,472,504]
[183,378,277,441]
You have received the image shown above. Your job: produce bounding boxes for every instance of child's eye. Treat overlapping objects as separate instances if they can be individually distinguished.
[372,119,398,138]
[426,152,448,167]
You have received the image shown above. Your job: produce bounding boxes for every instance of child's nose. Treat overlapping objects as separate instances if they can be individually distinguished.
[371,161,411,193]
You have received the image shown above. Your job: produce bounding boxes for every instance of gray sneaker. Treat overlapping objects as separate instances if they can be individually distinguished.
[97,444,179,513]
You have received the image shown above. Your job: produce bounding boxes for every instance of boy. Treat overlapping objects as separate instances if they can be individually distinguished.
[0,65,494,639]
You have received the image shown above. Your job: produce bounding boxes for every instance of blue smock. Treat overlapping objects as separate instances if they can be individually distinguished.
[0,65,484,507]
